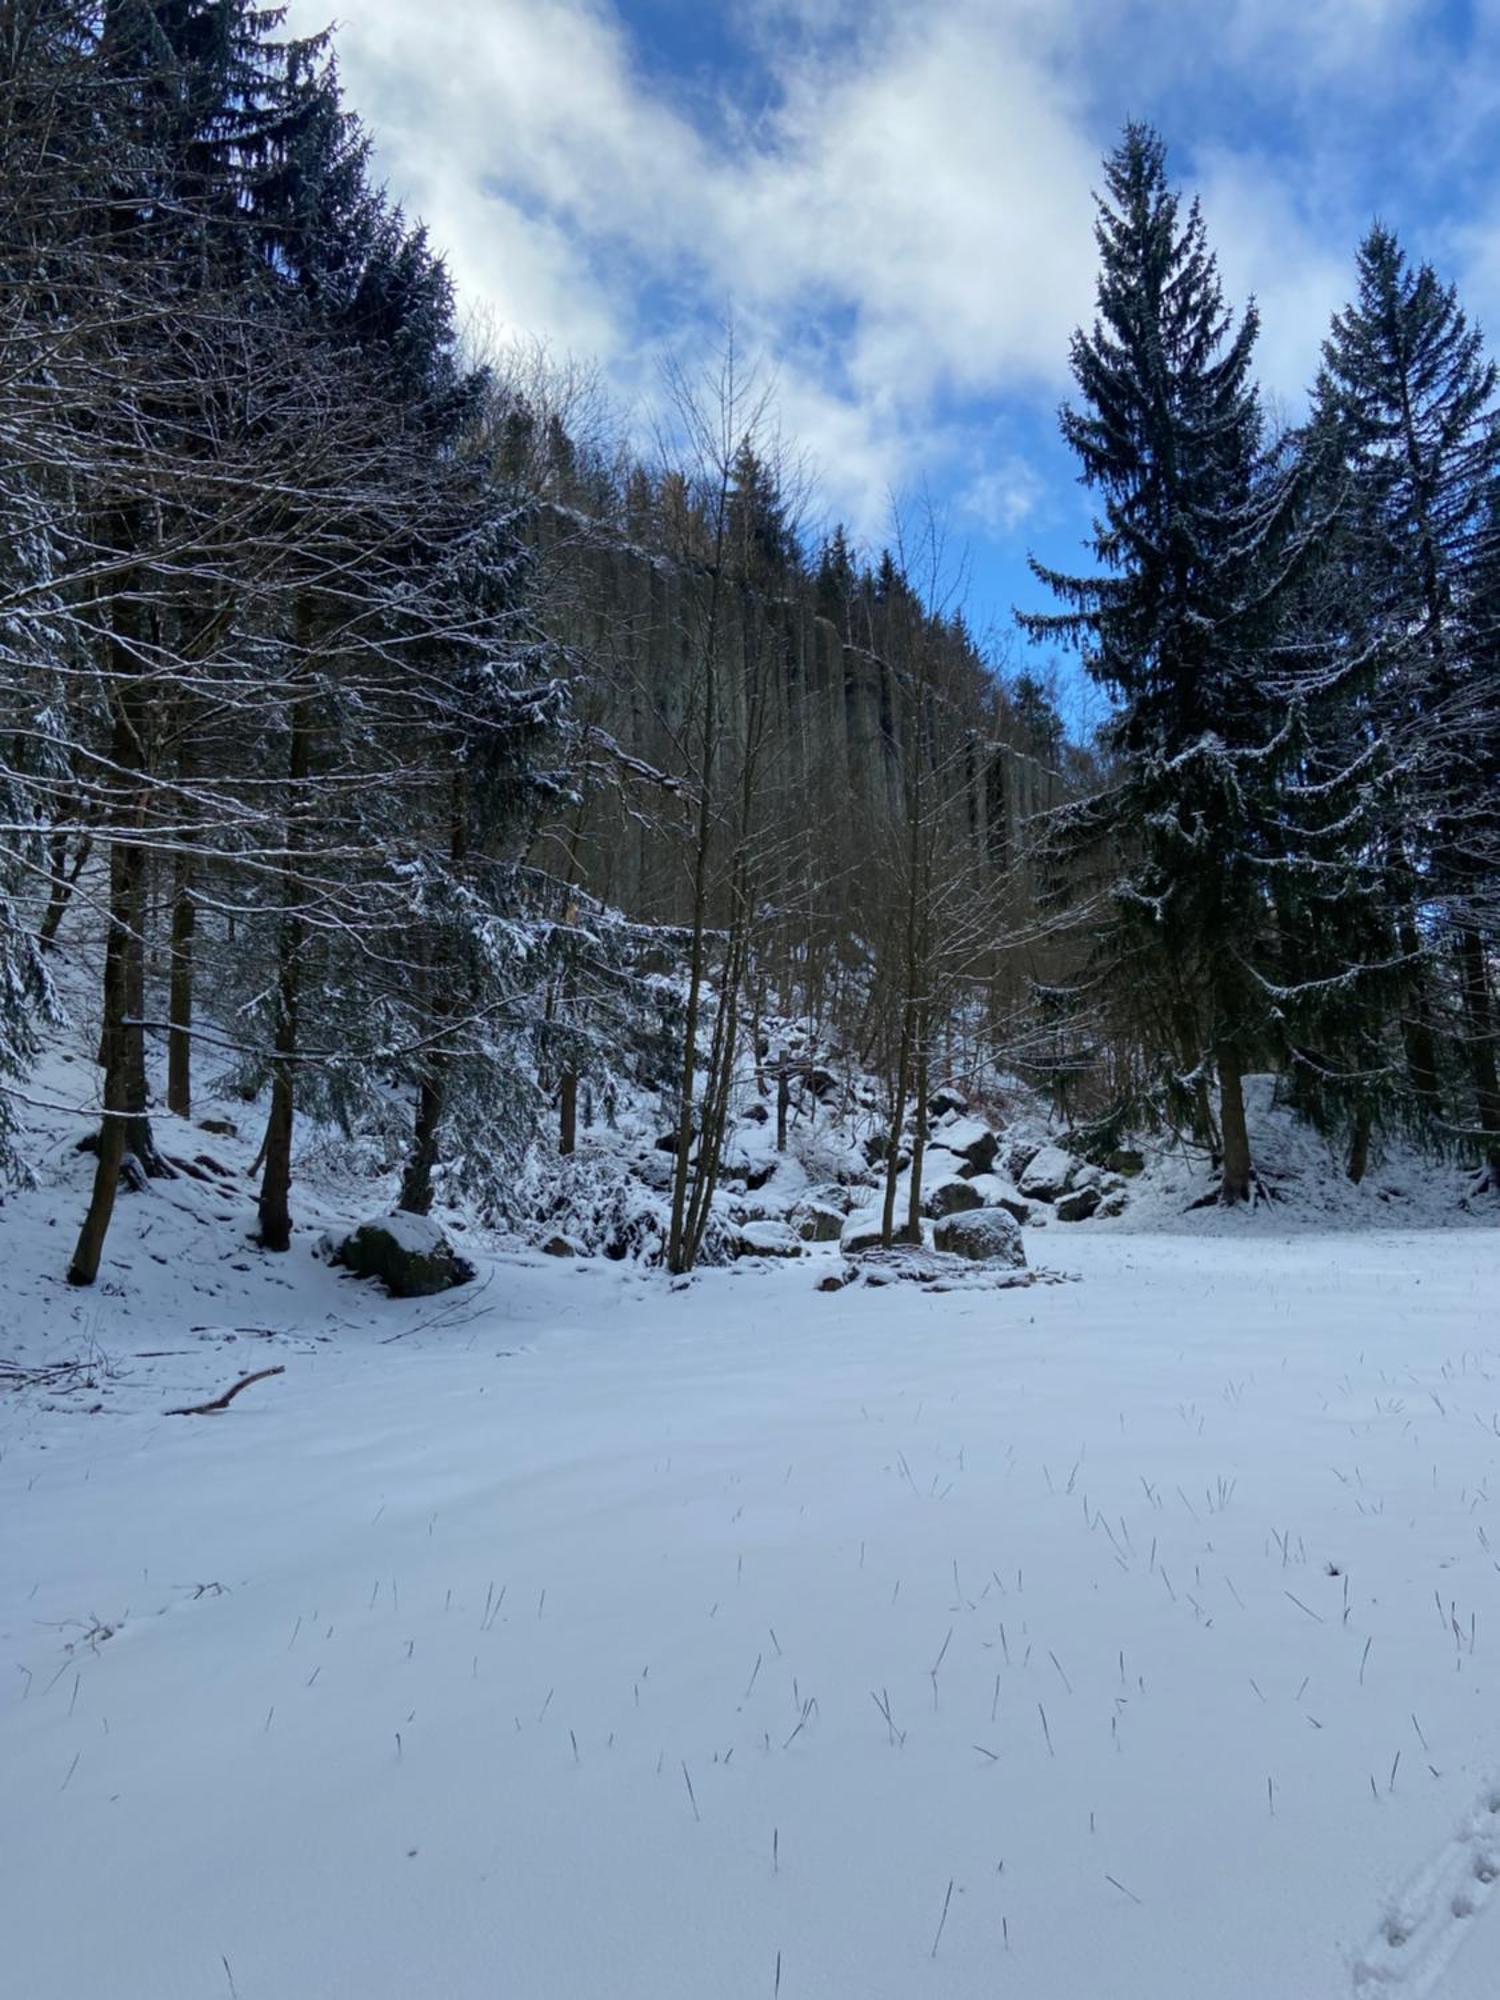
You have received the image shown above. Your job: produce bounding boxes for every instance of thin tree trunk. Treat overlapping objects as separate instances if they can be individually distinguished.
[879,997,914,1247]
[1457,924,1500,1179]
[257,667,311,1252]
[38,828,90,952]
[1217,1044,1253,1204]
[1346,1103,1372,1185]
[558,1069,578,1156]
[905,1012,929,1245]
[67,835,136,1286]
[166,736,196,1116]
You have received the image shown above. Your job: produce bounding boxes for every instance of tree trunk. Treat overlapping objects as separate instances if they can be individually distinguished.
[558,1068,578,1156]
[775,1064,789,1153]
[1346,1104,1372,1186]
[904,1015,929,1245]
[397,1068,443,1216]
[1398,916,1443,1118]
[879,998,914,1247]
[1217,1045,1253,1204]
[166,854,195,1118]
[1457,924,1500,1179]
[67,834,137,1286]
[38,828,90,953]
[257,667,311,1252]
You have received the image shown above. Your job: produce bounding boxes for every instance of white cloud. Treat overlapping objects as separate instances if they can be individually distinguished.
[282,0,1426,535]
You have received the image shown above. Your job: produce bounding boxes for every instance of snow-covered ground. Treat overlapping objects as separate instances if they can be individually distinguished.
[5,1200,1500,1996]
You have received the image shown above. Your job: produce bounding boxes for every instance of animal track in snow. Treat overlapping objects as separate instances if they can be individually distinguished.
[1352,1784,1500,1991]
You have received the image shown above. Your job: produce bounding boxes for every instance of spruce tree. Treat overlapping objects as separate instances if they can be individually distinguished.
[1022,125,1356,1201]
[1313,225,1500,1180]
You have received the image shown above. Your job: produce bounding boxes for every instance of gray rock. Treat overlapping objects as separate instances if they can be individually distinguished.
[932,1207,1027,1267]
[330,1214,476,1297]
[964,1173,1033,1225]
[924,1175,985,1219]
[734,1220,804,1259]
[1055,1185,1101,1222]
[931,1117,999,1178]
[926,1085,968,1119]
[792,1201,846,1243]
[840,1208,920,1254]
[1018,1144,1077,1201]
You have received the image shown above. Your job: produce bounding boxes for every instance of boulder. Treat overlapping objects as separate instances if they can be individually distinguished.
[924,1175,985,1219]
[330,1214,476,1297]
[1018,1144,1077,1201]
[1005,1138,1040,1181]
[927,1085,968,1120]
[792,1201,846,1243]
[840,1209,886,1254]
[1055,1185,1101,1223]
[840,1209,920,1254]
[931,1117,999,1178]
[963,1173,1032,1225]
[932,1207,1027,1267]
[734,1220,804,1259]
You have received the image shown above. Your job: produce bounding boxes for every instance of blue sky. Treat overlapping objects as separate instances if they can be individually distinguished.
[291,0,1500,729]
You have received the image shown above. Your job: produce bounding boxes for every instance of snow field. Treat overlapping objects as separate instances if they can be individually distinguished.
[3,1230,1500,1996]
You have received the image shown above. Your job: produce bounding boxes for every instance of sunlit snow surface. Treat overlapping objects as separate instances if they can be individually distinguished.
[4,1221,1500,1997]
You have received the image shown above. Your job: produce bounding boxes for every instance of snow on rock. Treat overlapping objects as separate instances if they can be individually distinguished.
[1055,1185,1102,1222]
[963,1172,1033,1224]
[732,1219,803,1259]
[790,1199,845,1243]
[928,1117,999,1178]
[1019,1144,1078,1201]
[328,1214,477,1297]
[840,1207,895,1254]
[931,1204,1027,1265]
[923,1175,986,1219]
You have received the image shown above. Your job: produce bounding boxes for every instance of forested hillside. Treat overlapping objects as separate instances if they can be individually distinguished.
[2,8,1497,1295]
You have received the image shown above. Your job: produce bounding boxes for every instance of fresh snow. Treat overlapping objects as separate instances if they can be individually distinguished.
[5,1204,1500,1995]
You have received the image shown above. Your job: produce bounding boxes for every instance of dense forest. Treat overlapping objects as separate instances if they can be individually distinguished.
[2,4,1497,1289]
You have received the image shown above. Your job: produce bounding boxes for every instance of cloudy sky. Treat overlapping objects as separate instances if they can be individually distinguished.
[286,0,1498,704]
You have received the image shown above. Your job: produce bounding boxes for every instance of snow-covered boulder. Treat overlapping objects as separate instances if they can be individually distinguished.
[923,1175,985,1219]
[932,1207,1027,1267]
[329,1214,476,1297]
[792,1200,845,1243]
[927,1084,968,1119]
[930,1117,999,1178]
[840,1208,921,1254]
[733,1220,803,1259]
[963,1174,1032,1225]
[1055,1185,1101,1222]
[1018,1145,1077,1201]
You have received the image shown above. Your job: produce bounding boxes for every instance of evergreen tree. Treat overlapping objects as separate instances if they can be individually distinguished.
[1312,224,1500,1181]
[1021,125,1367,1201]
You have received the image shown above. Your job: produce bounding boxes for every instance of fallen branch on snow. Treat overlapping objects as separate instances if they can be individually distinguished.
[166,1366,285,1416]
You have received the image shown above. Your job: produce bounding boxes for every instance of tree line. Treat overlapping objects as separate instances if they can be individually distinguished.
[0,13,1495,1293]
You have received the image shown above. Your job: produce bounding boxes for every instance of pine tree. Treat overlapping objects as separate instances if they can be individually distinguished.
[1021,125,1360,1201]
[1313,224,1500,1180]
